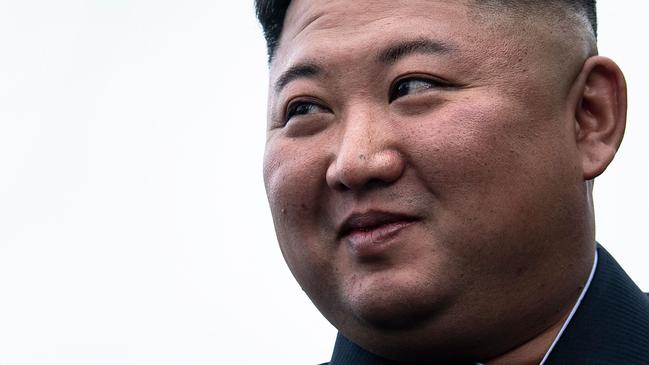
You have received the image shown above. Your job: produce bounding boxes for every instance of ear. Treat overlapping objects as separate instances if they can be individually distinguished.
[571,56,627,180]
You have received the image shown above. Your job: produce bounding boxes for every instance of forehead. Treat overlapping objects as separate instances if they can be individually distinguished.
[268,0,587,105]
[275,0,477,65]
[284,0,473,35]
[269,0,555,85]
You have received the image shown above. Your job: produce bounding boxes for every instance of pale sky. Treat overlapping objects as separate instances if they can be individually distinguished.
[0,1,647,364]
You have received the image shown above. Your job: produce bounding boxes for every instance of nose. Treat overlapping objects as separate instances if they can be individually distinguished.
[325,112,405,192]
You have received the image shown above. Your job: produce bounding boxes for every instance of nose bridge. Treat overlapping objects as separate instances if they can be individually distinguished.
[341,107,376,160]
[326,106,404,191]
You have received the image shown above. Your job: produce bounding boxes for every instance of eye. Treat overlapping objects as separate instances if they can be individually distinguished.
[389,77,447,102]
[285,100,329,123]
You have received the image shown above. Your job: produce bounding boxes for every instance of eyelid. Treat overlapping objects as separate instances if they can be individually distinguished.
[284,97,331,123]
[393,74,449,85]
[389,74,453,102]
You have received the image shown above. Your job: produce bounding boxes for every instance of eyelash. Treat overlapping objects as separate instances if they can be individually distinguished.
[284,99,329,124]
[388,76,448,102]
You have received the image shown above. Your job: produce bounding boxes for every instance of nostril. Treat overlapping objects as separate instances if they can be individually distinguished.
[365,178,392,190]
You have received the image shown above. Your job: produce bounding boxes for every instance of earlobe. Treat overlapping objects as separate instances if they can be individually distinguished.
[572,56,627,180]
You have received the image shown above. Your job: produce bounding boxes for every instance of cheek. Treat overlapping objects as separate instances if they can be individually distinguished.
[263,138,332,264]
[406,96,582,255]
[264,140,329,213]
[403,92,569,186]
[264,142,344,310]
[402,96,574,221]
[400,102,516,185]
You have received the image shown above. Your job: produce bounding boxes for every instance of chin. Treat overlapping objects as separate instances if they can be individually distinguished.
[353,305,431,331]
[340,295,468,364]
[342,276,448,332]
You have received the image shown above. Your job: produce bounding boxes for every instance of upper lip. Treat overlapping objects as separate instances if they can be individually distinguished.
[337,210,419,238]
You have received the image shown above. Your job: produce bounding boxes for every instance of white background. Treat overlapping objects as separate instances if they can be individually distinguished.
[0,1,646,364]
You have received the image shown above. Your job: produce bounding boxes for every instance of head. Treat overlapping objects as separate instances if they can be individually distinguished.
[259,0,626,362]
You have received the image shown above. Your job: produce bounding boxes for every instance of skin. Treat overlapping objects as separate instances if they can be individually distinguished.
[263,0,627,363]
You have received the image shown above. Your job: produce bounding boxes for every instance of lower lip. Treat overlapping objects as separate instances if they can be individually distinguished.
[344,221,416,257]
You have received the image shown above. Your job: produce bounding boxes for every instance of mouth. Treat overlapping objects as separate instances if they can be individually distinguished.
[338,211,419,255]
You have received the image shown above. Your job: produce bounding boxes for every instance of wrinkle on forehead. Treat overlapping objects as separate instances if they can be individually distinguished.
[274,0,472,74]
[280,0,470,48]
[290,10,325,44]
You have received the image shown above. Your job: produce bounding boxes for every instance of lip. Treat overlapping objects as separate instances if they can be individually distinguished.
[337,211,419,257]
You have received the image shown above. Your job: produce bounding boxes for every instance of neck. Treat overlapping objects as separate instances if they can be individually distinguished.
[484,249,597,365]
[484,309,570,365]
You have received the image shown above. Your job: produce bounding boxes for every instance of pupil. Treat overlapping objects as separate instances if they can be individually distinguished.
[297,104,310,113]
[399,82,412,97]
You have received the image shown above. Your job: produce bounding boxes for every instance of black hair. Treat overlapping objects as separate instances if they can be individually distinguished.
[255,0,292,62]
[255,0,597,62]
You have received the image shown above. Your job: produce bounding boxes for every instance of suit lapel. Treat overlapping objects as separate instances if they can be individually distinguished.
[544,245,649,364]
[328,333,402,365]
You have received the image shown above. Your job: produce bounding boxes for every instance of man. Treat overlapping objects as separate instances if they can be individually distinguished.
[257,0,649,363]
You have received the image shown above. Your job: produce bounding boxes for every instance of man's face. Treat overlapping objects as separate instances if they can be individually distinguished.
[264,0,592,359]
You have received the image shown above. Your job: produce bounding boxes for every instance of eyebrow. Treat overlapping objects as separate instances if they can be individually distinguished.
[274,62,323,93]
[273,38,454,94]
[376,38,454,65]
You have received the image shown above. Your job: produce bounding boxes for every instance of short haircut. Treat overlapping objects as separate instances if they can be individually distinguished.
[255,0,597,62]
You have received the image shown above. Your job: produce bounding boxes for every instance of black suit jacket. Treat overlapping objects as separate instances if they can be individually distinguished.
[324,246,649,364]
